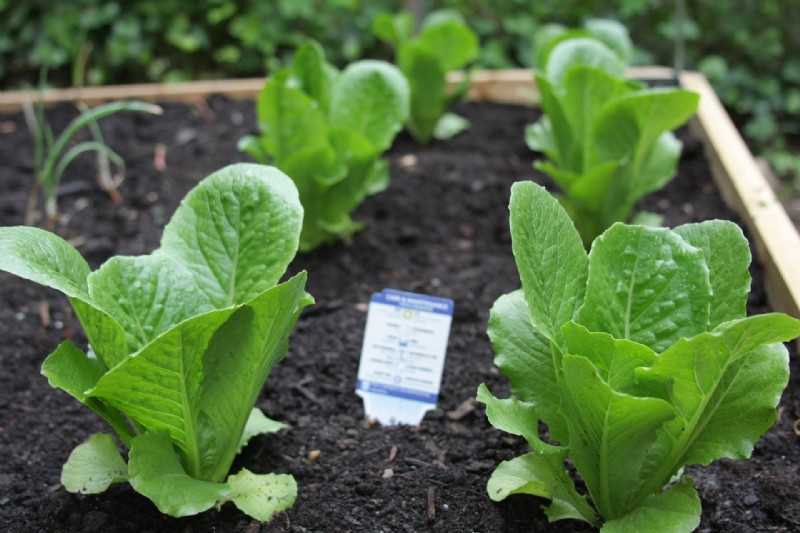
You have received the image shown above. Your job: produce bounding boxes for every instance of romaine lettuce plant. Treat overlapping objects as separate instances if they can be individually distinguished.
[0,163,313,521]
[239,41,409,251]
[526,38,699,244]
[372,9,479,143]
[478,181,800,532]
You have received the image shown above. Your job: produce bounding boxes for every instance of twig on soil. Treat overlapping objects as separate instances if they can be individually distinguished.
[37,301,50,328]
[427,486,436,521]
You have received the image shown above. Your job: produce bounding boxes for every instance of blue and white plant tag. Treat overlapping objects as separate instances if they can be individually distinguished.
[356,289,454,425]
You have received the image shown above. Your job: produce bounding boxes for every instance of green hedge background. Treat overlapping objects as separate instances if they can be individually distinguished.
[2,0,798,180]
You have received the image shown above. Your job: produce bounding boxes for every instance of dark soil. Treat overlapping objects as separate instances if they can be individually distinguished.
[1,98,798,533]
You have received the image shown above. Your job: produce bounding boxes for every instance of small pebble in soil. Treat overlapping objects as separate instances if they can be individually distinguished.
[744,494,760,506]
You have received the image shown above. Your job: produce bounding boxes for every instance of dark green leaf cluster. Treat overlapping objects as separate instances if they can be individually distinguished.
[527,35,699,244]
[373,9,479,143]
[239,41,409,251]
[0,164,313,521]
[479,181,800,531]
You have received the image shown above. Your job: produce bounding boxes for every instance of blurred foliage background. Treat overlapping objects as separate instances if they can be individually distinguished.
[1,0,798,183]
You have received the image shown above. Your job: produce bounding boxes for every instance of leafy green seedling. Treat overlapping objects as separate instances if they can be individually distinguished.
[478,181,800,531]
[239,41,409,251]
[22,94,162,225]
[526,38,699,244]
[0,163,313,522]
[373,9,479,143]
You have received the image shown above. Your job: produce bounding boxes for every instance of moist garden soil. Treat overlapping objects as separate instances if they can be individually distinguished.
[1,97,799,533]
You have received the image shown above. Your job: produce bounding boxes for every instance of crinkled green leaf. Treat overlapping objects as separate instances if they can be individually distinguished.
[129,430,229,517]
[487,290,567,442]
[559,354,676,520]
[226,468,297,522]
[601,478,701,533]
[509,182,588,345]
[61,433,128,494]
[329,60,409,152]
[160,164,303,307]
[578,224,711,352]
[88,255,214,352]
[674,220,751,326]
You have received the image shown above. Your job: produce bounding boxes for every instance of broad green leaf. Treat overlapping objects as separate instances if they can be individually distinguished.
[487,290,567,442]
[578,224,711,352]
[634,314,799,476]
[432,112,470,140]
[509,182,588,345]
[198,273,312,482]
[226,468,297,522]
[290,41,333,113]
[372,11,414,48]
[399,42,446,143]
[532,23,568,68]
[545,38,625,88]
[591,89,699,188]
[528,75,571,168]
[41,341,134,445]
[238,407,288,453]
[61,433,128,494]
[129,430,229,517]
[562,322,655,393]
[417,15,478,72]
[88,308,235,478]
[160,164,303,308]
[69,297,129,369]
[584,19,633,64]
[601,478,701,533]
[487,453,599,525]
[559,354,676,520]
[88,255,214,352]
[329,60,409,152]
[255,72,329,164]
[675,220,751,326]
[560,66,631,173]
[626,131,682,202]
[0,226,90,299]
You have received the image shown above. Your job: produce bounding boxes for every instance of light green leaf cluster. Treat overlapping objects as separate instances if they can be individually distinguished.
[526,33,699,244]
[532,18,633,70]
[479,182,800,531]
[239,41,409,251]
[0,163,312,522]
[373,9,478,144]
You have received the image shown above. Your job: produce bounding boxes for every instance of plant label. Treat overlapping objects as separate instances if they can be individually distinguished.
[356,288,454,425]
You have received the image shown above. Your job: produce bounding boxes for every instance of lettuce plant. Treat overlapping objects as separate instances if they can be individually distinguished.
[0,163,313,521]
[532,18,633,69]
[372,9,479,143]
[239,41,409,251]
[478,181,800,532]
[526,38,699,244]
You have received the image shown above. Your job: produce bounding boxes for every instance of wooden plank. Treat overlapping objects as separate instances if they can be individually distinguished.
[2,69,798,318]
[681,72,800,318]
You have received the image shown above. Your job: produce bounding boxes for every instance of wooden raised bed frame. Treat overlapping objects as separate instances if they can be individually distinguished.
[1,68,798,319]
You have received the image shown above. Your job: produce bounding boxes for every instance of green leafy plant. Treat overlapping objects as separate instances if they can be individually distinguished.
[372,9,479,143]
[0,163,313,521]
[239,41,409,251]
[22,94,162,225]
[478,181,800,531]
[526,38,699,244]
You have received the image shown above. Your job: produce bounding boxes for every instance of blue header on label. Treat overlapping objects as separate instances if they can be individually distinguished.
[356,379,439,404]
[370,288,454,316]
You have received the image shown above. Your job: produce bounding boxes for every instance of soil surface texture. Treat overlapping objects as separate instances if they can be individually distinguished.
[1,98,798,533]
